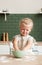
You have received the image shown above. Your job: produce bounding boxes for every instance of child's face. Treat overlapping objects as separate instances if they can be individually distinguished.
[20,24,32,36]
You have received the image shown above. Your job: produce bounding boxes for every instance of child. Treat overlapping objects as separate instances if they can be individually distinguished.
[12,18,37,55]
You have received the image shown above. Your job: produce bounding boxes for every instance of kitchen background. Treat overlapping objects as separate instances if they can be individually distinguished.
[0,0,42,41]
[0,14,42,41]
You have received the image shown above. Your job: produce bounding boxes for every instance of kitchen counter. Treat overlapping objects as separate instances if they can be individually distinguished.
[0,55,42,65]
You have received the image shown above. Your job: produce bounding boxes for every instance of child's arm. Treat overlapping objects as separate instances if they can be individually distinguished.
[12,38,20,51]
[22,38,33,51]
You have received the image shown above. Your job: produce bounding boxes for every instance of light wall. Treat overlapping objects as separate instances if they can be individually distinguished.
[0,0,42,13]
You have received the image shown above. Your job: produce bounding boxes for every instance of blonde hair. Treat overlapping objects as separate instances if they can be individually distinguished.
[19,18,33,28]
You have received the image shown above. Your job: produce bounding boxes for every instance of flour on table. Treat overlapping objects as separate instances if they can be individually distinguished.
[0,56,9,63]
[23,55,37,61]
[15,56,37,62]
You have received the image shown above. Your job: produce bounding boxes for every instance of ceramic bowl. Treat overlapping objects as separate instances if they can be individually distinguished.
[12,50,26,58]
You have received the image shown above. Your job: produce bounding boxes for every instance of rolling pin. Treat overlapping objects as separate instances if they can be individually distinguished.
[3,32,5,42]
[5,32,9,41]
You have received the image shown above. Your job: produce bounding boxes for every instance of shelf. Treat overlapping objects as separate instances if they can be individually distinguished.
[40,12,42,14]
[0,11,11,14]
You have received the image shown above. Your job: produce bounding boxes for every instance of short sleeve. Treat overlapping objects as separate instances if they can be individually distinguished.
[12,35,20,42]
[28,36,37,45]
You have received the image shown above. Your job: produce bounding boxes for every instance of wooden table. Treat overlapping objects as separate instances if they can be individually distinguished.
[0,55,42,65]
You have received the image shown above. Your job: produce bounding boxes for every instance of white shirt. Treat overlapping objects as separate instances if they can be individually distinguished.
[13,34,37,55]
[13,34,36,50]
